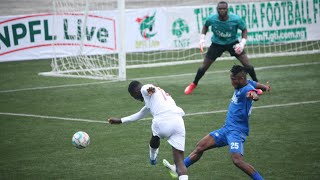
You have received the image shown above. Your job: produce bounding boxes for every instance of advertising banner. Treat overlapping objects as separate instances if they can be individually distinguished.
[0,12,118,62]
[1,0,319,62]
[126,8,167,52]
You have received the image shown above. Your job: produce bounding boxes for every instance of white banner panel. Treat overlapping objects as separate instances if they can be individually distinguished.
[0,12,118,62]
[166,5,214,50]
[0,0,319,62]
[125,8,167,52]
[167,6,198,50]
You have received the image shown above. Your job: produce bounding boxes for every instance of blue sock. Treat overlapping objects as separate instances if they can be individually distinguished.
[251,171,264,180]
[184,157,193,168]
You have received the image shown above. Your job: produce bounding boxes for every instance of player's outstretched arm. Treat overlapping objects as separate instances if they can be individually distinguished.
[256,81,271,92]
[108,117,122,124]
[109,106,149,124]
[247,90,259,101]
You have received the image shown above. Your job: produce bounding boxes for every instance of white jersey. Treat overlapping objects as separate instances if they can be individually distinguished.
[121,84,184,123]
[141,84,185,118]
[121,84,186,151]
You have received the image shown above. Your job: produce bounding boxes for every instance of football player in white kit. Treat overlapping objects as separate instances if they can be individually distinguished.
[108,80,188,180]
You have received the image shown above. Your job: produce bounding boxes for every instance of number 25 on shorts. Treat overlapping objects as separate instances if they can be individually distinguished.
[230,142,239,149]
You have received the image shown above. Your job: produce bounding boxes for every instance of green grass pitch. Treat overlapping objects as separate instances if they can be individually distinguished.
[0,54,319,179]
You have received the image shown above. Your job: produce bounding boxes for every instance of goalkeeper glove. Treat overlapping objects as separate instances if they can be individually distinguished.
[199,34,205,52]
[234,38,247,55]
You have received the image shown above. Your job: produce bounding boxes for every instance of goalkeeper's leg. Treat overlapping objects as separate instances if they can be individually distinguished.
[185,43,223,95]
[193,57,217,85]
[184,58,215,95]
[237,53,259,82]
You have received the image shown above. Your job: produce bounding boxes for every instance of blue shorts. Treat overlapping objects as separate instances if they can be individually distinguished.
[209,127,247,155]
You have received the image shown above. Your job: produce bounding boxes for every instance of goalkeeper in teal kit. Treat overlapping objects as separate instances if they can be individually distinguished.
[164,65,270,179]
[184,1,260,95]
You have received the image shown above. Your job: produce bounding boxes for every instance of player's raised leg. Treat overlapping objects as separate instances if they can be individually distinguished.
[163,134,216,178]
[231,153,264,180]
[184,134,216,167]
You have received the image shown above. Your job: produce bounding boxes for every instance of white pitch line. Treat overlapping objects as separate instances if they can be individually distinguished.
[0,100,319,123]
[254,62,320,70]
[0,81,116,93]
[185,100,320,117]
[0,112,105,123]
[132,61,320,80]
[0,62,319,93]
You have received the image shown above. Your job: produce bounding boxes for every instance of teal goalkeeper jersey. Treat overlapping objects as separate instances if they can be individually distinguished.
[205,13,246,45]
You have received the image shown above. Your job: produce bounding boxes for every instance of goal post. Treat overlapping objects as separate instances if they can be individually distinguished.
[39,0,126,80]
[118,0,126,81]
[40,0,320,80]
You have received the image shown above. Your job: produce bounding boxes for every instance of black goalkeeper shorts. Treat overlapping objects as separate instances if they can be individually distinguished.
[205,40,246,60]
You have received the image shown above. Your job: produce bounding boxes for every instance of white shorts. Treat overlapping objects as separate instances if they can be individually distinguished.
[151,115,185,151]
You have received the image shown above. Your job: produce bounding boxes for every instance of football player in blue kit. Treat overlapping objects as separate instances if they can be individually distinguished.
[184,1,259,95]
[164,65,270,180]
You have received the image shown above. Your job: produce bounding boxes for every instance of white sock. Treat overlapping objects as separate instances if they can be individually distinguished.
[149,145,159,160]
[179,175,188,180]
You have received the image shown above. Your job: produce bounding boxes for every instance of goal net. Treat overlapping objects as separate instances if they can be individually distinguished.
[40,0,320,80]
[39,0,125,80]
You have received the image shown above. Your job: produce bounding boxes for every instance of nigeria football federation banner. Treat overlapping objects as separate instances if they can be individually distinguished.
[166,0,320,48]
[1,0,320,62]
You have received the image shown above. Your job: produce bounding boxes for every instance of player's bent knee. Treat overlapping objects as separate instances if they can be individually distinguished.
[231,156,244,167]
[199,65,209,72]
[243,64,253,69]
[150,136,160,148]
[243,66,254,73]
[194,144,206,155]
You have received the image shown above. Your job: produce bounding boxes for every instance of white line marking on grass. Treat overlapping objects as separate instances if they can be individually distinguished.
[0,112,105,123]
[0,81,115,93]
[185,100,320,117]
[135,62,320,80]
[0,100,319,123]
[0,62,319,93]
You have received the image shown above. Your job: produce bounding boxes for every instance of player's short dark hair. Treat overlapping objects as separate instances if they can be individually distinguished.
[128,80,141,93]
[230,65,247,77]
[218,1,228,6]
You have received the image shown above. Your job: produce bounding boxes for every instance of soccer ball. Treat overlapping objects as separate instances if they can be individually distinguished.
[72,131,90,149]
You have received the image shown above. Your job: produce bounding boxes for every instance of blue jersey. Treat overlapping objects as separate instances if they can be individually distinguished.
[205,13,246,45]
[247,79,257,87]
[224,80,257,135]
